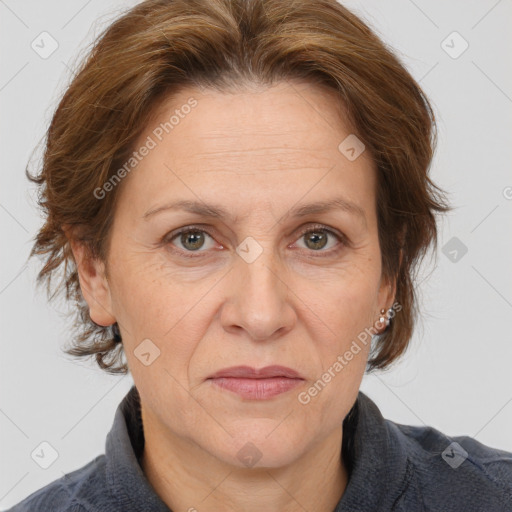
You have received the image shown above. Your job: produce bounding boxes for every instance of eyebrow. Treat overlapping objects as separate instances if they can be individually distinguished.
[143,197,367,227]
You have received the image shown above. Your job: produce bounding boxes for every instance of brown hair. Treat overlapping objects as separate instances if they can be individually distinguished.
[27,0,451,374]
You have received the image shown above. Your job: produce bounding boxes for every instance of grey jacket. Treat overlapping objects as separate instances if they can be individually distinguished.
[6,385,512,511]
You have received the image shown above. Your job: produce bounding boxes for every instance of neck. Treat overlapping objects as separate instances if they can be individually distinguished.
[140,411,349,512]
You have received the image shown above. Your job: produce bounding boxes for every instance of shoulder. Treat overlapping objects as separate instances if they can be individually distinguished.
[5,455,106,512]
[390,420,512,510]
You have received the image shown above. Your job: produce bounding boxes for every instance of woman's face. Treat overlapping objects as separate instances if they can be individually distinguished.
[80,81,395,468]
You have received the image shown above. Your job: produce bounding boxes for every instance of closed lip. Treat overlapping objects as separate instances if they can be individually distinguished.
[207,365,304,380]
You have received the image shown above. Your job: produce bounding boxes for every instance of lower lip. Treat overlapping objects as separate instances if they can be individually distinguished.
[209,377,303,400]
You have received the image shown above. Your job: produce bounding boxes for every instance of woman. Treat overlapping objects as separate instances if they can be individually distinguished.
[7,0,511,510]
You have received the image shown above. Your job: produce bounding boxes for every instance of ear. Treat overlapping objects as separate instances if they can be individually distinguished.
[377,273,396,314]
[65,227,115,327]
[377,247,402,312]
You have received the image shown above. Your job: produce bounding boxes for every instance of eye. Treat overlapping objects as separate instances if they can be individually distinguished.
[293,224,346,256]
[163,223,347,259]
[165,226,218,257]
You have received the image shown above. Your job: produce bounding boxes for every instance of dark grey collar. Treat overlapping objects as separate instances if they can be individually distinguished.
[106,385,170,511]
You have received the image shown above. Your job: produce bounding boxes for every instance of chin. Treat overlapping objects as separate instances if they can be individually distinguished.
[208,423,306,470]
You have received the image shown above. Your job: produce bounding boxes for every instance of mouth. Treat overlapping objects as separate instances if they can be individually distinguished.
[206,365,305,400]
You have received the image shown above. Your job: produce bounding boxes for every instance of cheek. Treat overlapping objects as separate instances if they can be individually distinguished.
[110,251,187,321]
[305,261,380,329]
[296,278,377,416]
[297,265,380,374]
[108,253,220,367]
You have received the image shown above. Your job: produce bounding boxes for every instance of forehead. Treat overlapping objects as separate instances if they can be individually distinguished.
[148,81,355,162]
[119,81,377,223]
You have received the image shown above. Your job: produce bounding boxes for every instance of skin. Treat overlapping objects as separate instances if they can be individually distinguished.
[69,80,396,512]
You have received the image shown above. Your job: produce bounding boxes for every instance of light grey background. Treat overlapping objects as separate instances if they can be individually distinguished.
[1,0,511,508]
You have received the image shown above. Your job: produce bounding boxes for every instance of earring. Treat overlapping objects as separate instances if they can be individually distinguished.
[112,322,122,343]
[378,308,391,332]
[386,308,393,326]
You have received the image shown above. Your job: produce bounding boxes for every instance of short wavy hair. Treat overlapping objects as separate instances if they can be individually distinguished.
[27,0,451,374]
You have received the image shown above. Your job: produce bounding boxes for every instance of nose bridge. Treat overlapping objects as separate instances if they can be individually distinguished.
[226,236,294,339]
[239,237,283,305]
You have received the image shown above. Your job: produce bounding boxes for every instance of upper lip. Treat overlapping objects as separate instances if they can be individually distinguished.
[208,365,304,379]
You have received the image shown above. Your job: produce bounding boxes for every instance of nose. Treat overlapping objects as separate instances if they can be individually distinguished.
[220,244,297,342]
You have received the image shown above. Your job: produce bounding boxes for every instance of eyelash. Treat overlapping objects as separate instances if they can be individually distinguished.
[163,223,348,259]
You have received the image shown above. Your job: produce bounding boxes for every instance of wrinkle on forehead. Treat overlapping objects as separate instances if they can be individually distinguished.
[150,85,360,177]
